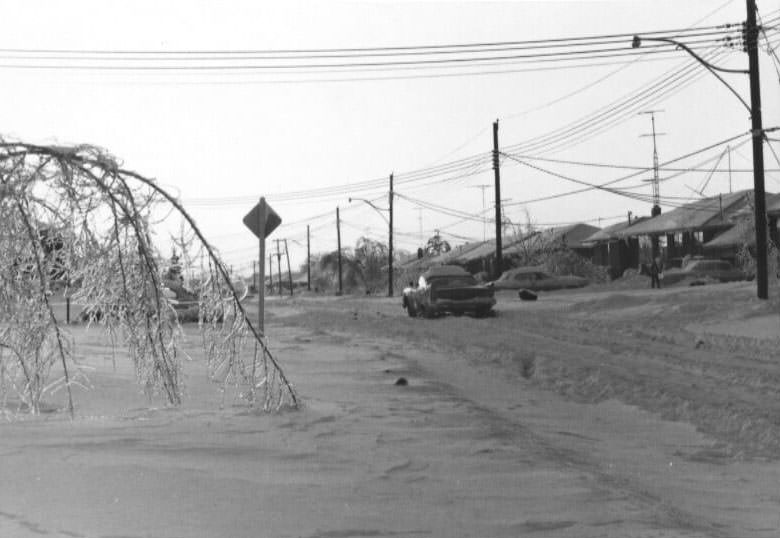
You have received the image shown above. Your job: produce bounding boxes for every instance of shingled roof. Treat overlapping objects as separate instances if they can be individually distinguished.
[703,223,753,249]
[581,217,647,244]
[767,193,780,217]
[615,190,756,237]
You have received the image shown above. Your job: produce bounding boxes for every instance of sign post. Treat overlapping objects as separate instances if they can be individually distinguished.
[243,197,281,334]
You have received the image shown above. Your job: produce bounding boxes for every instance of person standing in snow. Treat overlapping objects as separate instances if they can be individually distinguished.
[650,256,664,289]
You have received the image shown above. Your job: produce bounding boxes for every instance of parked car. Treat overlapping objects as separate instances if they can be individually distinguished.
[661,258,747,286]
[403,265,495,318]
[491,266,588,291]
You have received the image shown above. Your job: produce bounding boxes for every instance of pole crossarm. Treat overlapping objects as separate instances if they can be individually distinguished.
[632,35,751,113]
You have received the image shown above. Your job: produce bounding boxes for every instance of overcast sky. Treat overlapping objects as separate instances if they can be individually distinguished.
[1,1,778,273]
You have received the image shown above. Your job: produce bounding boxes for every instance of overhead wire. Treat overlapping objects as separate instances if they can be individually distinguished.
[499,130,753,207]
[0,24,738,58]
[758,9,780,80]
[174,26,768,208]
[494,151,780,173]
[405,0,746,165]
[0,40,736,73]
[497,22,778,156]
[501,48,736,156]
[0,29,739,62]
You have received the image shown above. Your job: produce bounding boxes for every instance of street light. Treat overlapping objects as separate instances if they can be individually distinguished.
[631,35,750,112]
[632,7,769,299]
[348,197,389,223]
[348,195,393,297]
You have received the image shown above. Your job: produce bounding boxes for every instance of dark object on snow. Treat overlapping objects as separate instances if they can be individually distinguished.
[394,377,408,386]
[518,289,538,301]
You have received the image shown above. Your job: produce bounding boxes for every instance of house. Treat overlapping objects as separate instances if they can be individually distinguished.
[396,240,486,278]
[614,190,760,264]
[448,223,601,276]
[702,192,780,258]
[449,239,505,275]
[767,193,780,247]
[582,217,647,279]
[503,223,601,259]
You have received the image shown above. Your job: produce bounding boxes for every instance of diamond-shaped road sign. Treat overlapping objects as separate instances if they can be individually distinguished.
[243,197,281,239]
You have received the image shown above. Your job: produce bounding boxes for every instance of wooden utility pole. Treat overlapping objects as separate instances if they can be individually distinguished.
[388,173,394,297]
[471,184,490,241]
[268,253,274,291]
[746,0,769,299]
[336,206,343,295]
[727,145,733,193]
[284,239,293,297]
[275,239,283,296]
[306,224,311,291]
[492,120,503,278]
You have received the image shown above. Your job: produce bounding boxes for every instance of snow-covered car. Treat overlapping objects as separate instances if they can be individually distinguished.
[661,259,747,286]
[403,265,495,318]
[491,266,588,291]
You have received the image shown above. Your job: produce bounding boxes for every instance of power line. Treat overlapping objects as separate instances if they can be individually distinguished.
[500,130,753,206]
[0,23,737,56]
[0,31,740,63]
[501,48,732,156]
[497,152,780,173]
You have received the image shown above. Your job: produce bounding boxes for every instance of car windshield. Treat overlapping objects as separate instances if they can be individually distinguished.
[429,276,477,287]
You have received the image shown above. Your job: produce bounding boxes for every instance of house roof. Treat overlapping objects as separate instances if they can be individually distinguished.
[544,223,601,248]
[449,239,500,263]
[397,240,486,272]
[767,192,780,217]
[615,190,756,237]
[502,223,601,256]
[582,217,648,244]
[702,223,753,249]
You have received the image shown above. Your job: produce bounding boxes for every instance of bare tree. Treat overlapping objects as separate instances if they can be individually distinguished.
[425,231,451,256]
[0,141,296,417]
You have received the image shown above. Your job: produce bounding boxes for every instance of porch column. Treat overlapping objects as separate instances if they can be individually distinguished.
[666,233,675,259]
[769,216,779,248]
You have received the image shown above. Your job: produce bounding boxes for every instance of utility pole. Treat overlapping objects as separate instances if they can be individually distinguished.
[275,239,283,296]
[492,120,503,278]
[268,253,274,291]
[746,0,769,299]
[415,208,424,244]
[336,206,343,295]
[284,239,293,297]
[471,184,490,241]
[306,224,311,291]
[727,145,733,193]
[639,110,666,259]
[252,259,257,292]
[388,173,394,297]
[630,15,767,297]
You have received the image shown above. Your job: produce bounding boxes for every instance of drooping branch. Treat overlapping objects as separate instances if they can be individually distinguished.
[12,196,75,418]
[0,140,297,415]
